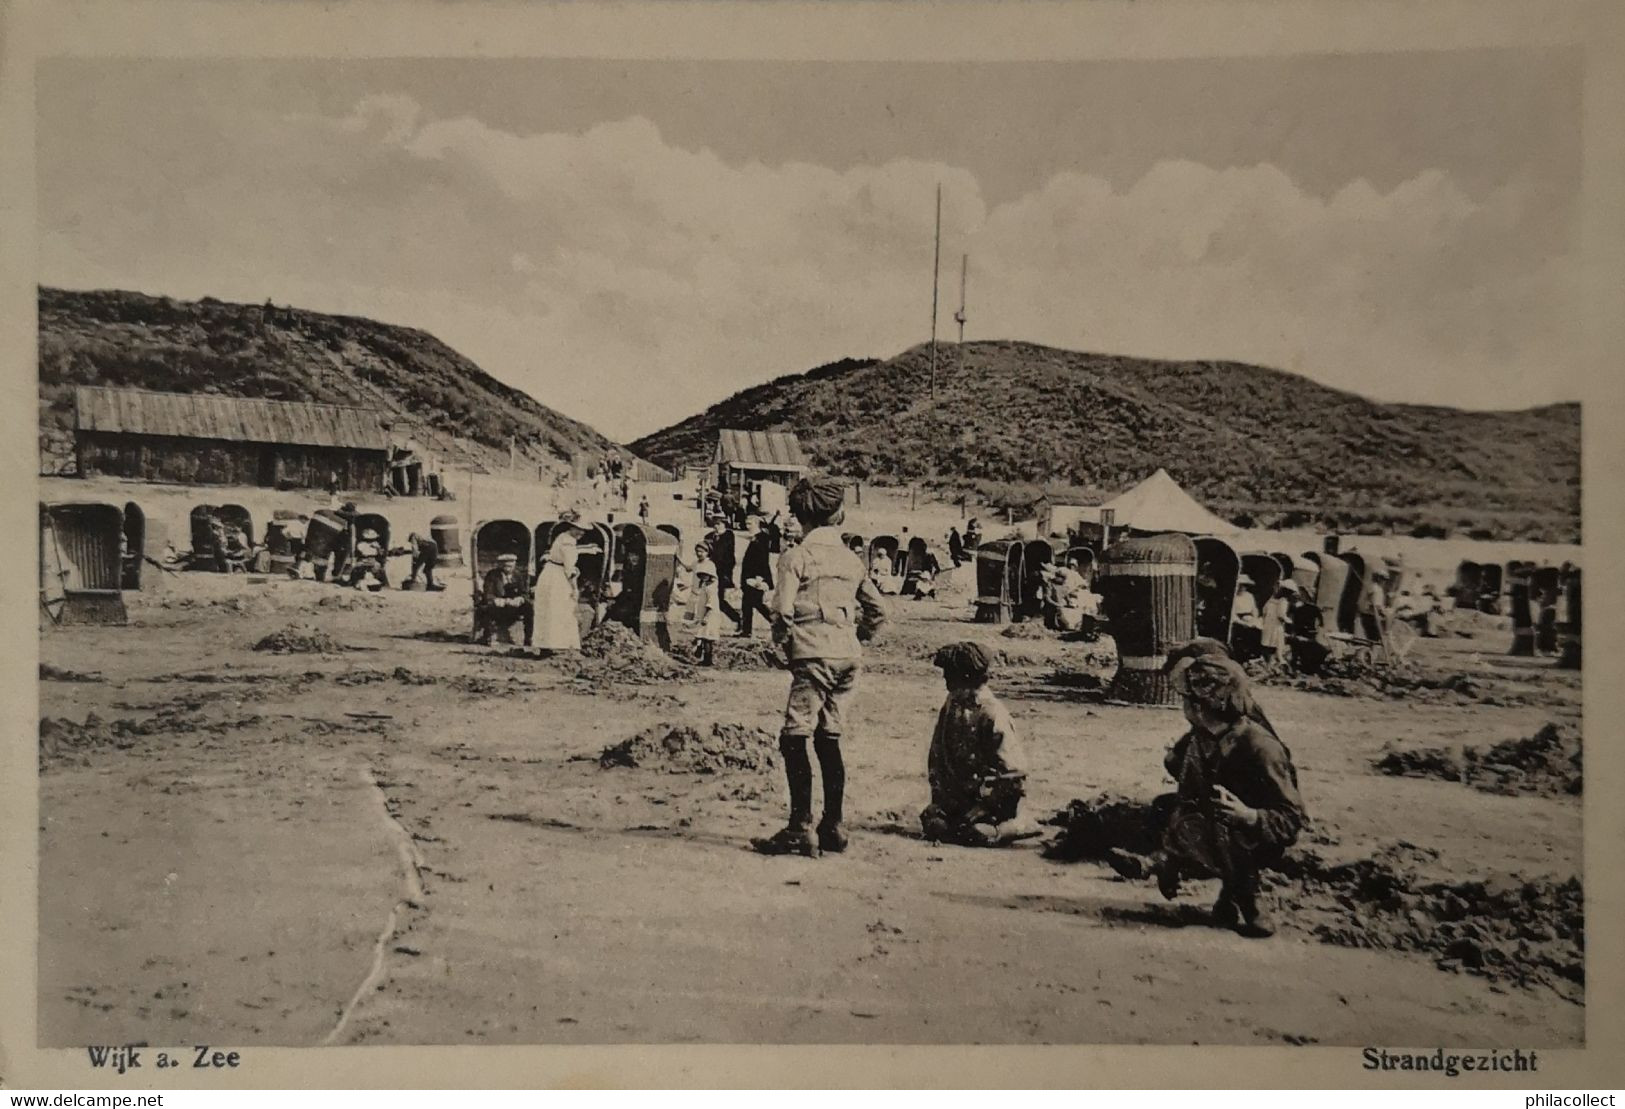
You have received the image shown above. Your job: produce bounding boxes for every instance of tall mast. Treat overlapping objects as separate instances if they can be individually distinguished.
[929,183,941,399]
[954,253,968,343]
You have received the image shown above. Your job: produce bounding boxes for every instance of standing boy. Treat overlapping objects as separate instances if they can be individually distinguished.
[755,478,887,857]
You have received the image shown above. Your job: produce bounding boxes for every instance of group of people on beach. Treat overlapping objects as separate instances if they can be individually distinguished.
[742,477,1304,938]
[461,473,1306,937]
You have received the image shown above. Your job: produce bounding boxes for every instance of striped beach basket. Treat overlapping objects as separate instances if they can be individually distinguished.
[1097,533,1196,705]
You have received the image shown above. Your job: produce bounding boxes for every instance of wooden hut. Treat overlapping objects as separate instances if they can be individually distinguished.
[74,386,390,490]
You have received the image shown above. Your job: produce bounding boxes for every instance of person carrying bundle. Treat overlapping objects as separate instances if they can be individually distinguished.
[738,515,776,638]
[401,531,444,592]
[705,518,742,630]
[919,642,1037,848]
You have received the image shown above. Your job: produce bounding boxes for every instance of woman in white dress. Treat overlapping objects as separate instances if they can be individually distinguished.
[533,532,582,652]
[1260,584,1292,662]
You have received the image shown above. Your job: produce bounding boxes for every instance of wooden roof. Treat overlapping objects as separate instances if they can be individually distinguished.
[75,386,391,451]
[714,429,807,471]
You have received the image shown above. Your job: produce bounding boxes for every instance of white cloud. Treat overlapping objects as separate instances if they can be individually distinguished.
[39,93,1581,440]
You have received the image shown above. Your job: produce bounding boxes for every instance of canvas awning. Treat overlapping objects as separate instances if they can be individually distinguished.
[1097,468,1235,535]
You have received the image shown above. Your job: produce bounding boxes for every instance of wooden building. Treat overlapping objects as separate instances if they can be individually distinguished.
[713,429,808,500]
[1034,490,1099,539]
[74,385,391,490]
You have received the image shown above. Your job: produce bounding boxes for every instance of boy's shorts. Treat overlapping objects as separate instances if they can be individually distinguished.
[782,658,860,739]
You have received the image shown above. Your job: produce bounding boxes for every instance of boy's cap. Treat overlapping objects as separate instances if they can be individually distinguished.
[789,477,846,518]
[933,640,992,678]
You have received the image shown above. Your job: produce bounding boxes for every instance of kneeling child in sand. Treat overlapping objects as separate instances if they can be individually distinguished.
[920,642,1039,847]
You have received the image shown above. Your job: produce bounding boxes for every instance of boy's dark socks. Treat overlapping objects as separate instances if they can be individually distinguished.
[779,733,815,825]
[812,733,845,825]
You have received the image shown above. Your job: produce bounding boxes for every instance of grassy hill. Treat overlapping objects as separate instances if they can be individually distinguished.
[38,287,621,476]
[632,341,1580,542]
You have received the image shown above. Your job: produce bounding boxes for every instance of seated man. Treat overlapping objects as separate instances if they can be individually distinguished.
[919,642,1038,848]
[475,552,534,646]
[344,528,389,590]
[1286,586,1329,673]
[158,541,189,571]
[1046,557,1089,631]
[221,525,255,573]
[1109,652,1305,938]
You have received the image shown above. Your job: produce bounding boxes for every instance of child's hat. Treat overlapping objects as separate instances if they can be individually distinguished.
[694,559,717,579]
[933,640,992,679]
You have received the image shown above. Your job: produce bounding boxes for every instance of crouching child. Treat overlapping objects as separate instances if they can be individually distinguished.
[1108,651,1306,938]
[919,642,1040,847]
[753,478,888,858]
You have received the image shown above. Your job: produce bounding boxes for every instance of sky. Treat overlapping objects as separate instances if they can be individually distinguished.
[36,51,1584,441]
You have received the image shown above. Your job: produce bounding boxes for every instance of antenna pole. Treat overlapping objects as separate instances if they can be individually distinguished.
[930,184,941,399]
[955,253,968,344]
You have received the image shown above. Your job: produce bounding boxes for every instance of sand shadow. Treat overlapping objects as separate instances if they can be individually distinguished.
[862,820,924,839]
[935,890,1106,919]
[483,811,777,855]
[1097,901,1216,929]
[395,629,473,644]
[998,669,1111,705]
[935,889,1218,930]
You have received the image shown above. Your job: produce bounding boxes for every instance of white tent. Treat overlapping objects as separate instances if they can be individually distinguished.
[1099,468,1235,535]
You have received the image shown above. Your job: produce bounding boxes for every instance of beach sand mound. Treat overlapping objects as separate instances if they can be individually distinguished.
[598,722,779,775]
[252,624,347,654]
[1273,843,1582,1003]
[1373,721,1580,798]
